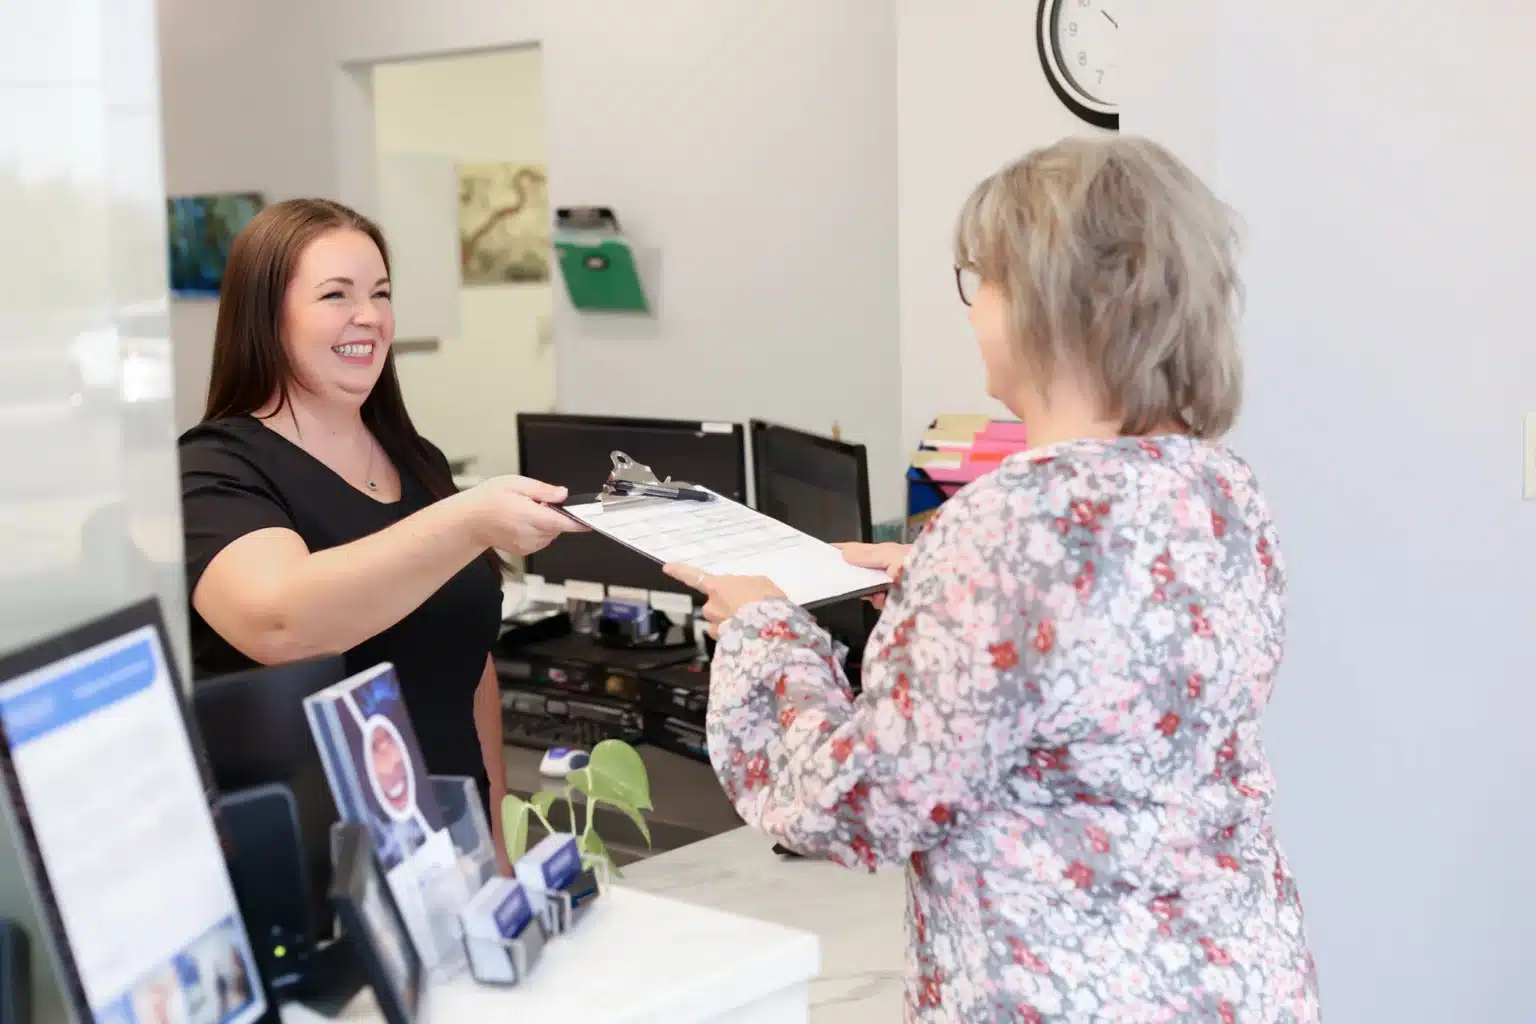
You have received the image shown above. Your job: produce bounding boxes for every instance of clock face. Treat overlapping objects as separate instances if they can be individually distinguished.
[1037,0,1120,130]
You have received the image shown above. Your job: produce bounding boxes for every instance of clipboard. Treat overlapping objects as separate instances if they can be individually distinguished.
[551,453,891,610]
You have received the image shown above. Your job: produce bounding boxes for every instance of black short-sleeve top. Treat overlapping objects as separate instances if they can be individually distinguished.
[178,415,501,787]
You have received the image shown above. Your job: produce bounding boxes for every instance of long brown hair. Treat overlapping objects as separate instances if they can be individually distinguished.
[204,199,495,563]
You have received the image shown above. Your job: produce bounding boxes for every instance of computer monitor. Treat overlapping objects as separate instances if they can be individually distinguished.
[749,420,878,660]
[518,413,748,596]
[0,599,273,1024]
[750,420,873,545]
[192,657,347,962]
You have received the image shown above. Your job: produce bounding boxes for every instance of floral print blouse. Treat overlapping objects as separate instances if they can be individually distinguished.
[707,436,1320,1022]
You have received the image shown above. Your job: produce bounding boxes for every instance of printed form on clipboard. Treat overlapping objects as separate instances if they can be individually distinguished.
[556,452,891,609]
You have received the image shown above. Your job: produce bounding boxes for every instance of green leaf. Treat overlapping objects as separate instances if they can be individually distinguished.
[601,796,652,849]
[566,766,593,796]
[529,790,558,822]
[577,829,607,860]
[576,830,621,879]
[583,739,654,810]
[501,794,531,863]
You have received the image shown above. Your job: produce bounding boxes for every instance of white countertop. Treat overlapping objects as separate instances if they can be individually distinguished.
[620,827,906,1022]
[283,886,818,1024]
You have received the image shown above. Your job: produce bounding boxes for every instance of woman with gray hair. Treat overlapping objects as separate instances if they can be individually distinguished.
[665,136,1320,1022]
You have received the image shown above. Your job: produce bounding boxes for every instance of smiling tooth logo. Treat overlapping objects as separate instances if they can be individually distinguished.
[363,716,416,820]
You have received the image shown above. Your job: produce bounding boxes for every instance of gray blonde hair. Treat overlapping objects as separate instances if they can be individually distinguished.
[953,136,1243,438]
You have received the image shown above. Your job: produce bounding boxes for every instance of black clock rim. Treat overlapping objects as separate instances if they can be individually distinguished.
[1036,0,1120,132]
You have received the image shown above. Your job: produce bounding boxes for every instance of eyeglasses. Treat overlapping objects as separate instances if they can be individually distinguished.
[954,266,981,307]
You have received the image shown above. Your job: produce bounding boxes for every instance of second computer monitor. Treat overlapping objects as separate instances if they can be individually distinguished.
[517,413,748,594]
[751,420,878,663]
[749,420,873,545]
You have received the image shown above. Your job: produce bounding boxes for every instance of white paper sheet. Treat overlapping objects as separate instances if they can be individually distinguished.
[560,492,890,609]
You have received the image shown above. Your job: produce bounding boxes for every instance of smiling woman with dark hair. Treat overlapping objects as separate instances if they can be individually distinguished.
[179,198,583,869]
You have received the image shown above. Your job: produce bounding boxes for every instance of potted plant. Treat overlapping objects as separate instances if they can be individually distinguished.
[500,739,653,880]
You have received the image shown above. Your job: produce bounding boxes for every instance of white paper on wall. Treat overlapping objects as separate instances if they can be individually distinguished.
[376,152,461,345]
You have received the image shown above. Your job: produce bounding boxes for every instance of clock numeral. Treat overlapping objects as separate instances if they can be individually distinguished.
[1069,21,1078,36]
[1078,0,1091,7]
[1097,69,1105,83]
[1078,52,1088,67]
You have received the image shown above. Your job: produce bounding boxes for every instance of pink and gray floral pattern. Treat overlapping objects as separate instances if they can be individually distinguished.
[707,436,1320,1022]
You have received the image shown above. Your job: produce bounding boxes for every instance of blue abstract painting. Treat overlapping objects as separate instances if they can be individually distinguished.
[166,193,264,298]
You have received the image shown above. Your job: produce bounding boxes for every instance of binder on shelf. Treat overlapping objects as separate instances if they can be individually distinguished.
[905,415,1029,539]
[553,206,649,313]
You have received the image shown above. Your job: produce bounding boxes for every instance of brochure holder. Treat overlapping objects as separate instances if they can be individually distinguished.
[330,776,494,984]
[431,776,497,894]
[332,785,616,991]
[553,207,649,313]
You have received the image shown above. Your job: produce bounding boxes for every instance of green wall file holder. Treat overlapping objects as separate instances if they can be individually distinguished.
[555,239,649,313]
[553,207,649,314]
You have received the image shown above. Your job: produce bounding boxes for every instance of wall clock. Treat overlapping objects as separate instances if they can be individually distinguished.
[1036,0,1119,131]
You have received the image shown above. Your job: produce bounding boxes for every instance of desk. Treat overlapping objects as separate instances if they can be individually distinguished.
[622,828,906,1022]
[281,887,817,1023]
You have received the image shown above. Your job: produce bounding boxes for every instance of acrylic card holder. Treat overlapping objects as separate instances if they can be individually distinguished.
[329,775,495,984]
[513,834,604,938]
[431,776,497,894]
[459,877,547,987]
[329,824,425,1024]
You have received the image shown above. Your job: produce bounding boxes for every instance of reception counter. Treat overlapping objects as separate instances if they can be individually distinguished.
[280,827,903,1023]
[282,883,822,1023]
[622,827,906,1021]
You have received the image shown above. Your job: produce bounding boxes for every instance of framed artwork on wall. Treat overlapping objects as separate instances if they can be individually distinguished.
[457,163,550,286]
[166,192,265,298]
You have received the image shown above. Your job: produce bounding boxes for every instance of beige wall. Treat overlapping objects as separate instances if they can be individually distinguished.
[159,0,904,519]
[895,0,1106,459]
[371,47,554,478]
[1131,3,1536,1019]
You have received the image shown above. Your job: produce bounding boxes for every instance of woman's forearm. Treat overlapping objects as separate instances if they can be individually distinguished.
[474,658,506,791]
[195,488,492,664]
[475,659,509,872]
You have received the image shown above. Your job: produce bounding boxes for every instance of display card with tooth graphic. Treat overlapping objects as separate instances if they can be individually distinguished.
[305,662,463,968]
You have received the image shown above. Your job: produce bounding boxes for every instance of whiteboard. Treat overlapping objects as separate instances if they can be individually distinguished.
[375,152,460,345]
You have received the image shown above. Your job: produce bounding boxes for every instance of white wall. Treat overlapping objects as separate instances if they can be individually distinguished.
[157,0,332,429]
[160,0,905,518]
[1,0,184,1014]
[372,47,554,478]
[1132,3,1536,1020]
[538,3,902,518]
[895,0,1106,459]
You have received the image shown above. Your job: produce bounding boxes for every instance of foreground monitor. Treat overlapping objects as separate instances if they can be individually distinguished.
[0,600,272,1024]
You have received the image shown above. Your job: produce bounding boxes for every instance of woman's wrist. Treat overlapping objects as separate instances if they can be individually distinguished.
[448,486,494,551]
[718,595,801,636]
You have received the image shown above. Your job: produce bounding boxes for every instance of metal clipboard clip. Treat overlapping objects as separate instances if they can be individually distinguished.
[599,451,713,505]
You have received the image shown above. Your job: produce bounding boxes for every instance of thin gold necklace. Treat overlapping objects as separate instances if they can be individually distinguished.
[362,432,379,492]
[288,408,379,493]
